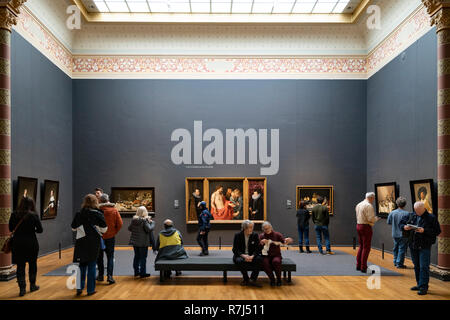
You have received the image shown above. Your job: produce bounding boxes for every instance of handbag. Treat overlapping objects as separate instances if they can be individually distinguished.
[1,213,28,254]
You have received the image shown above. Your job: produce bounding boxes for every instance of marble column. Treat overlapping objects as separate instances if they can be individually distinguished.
[0,0,26,281]
[423,0,450,280]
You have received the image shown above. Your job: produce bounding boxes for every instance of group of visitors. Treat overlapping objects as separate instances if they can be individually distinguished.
[6,186,441,297]
[295,197,333,254]
[354,192,441,296]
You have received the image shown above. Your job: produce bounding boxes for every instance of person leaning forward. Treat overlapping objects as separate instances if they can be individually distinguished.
[232,220,263,287]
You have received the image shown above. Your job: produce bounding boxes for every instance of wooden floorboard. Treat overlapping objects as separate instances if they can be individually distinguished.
[0,246,449,300]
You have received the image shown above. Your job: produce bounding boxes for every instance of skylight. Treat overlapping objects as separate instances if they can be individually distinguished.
[89,0,358,14]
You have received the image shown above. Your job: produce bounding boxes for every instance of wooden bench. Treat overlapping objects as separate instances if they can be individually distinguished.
[154,257,297,283]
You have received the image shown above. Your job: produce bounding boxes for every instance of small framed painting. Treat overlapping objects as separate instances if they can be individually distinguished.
[296,185,334,215]
[374,182,398,218]
[111,187,155,217]
[16,176,38,210]
[41,180,59,220]
[410,179,436,215]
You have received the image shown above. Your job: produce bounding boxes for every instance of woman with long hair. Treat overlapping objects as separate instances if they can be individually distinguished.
[71,194,107,296]
[9,197,43,296]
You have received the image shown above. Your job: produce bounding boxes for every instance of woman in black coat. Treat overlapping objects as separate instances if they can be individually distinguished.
[71,194,107,296]
[9,197,43,296]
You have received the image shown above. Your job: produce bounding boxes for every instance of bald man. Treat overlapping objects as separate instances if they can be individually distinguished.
[400,202,441,296]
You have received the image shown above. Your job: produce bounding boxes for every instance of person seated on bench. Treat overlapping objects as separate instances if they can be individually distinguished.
[259,221,293,287]
[232,220,263,287]
[155,219,188,278]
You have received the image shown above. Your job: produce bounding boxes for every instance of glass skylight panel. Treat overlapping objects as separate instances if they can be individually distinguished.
[292,0,316,13]
[190,0,211,13]
[312,0,338,13]
[105,0,130,12]
[148,0,171,12]
[126,0,150,12]
[231,0,253,13]
[211,0,232,13]
[94,1,110,12]
[252,0,275,13]
[168,0,191,12]
[272,0,295,13]
[332,0,350,13]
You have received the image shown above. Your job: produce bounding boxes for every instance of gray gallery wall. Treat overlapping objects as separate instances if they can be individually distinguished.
[73,79,367,247]
[366,29,438,263]
[10,31,73,256]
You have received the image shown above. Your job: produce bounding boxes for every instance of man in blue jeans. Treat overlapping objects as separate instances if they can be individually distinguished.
[387,197,410,268]
[400,201,441,295]
[312,196,333,255]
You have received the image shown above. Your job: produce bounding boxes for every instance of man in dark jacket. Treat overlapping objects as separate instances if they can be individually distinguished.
[296,200,311,253]
[312,196,333,255]
[400,201,441,295]
[232,220,263,287]
[197,201,213,256]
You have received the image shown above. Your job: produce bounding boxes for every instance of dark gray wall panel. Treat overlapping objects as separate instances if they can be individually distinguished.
[11,31,73,256]
[73,79,367,246]
[367,29,438,263]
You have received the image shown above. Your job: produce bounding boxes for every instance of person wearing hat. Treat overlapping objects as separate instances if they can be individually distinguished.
[197,201,213,256]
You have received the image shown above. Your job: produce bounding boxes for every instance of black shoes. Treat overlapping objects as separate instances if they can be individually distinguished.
[299,246,304,253]
[360,269,367,273]
[306,246,312,253]
[418,289,428,295]
[107,276,116,284]
[396,265,407,269]
[30,284,40,292]
[17,277,26,297]
[87,291,96,296]
[76,289,83,296]
[410,286,420,291]
[140,273,151,278]
[96,275,104,282]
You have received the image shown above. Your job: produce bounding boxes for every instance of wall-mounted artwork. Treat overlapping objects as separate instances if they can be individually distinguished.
[375,182,398,218]
[16,176,38,210]
[41,180,59,220]
[111,187,155,216]
[296,186,334,215]
[186,177,267,224]
[410,179,435,214]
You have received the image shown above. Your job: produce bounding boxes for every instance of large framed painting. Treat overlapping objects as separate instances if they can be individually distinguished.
[111,187,155,216]
[374,182,398,218]
[41,180,59,220]
[186,177,267,224]
[16,176,38,210]
[410,179,436,215]
[296,186,334,215]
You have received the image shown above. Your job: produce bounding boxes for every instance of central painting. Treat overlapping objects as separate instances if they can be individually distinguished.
[186,177,267,224]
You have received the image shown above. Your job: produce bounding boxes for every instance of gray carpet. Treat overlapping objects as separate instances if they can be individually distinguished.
[43,249,401,277]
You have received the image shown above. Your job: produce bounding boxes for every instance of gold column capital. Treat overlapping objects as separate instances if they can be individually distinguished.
[0,0,27,32]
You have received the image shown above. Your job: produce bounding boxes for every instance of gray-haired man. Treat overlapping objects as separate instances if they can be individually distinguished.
[232,220,263,287]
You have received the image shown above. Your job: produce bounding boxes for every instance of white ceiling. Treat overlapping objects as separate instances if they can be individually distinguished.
[81,0,362,14]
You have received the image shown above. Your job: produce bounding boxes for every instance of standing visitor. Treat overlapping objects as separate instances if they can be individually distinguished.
[387,197,410,268]
[312,196,333,255]
[296,200,311,253]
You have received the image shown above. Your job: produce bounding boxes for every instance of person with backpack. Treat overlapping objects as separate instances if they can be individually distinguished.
[400,201,441,296]
[8,197,43,297]
[197,201,213,256]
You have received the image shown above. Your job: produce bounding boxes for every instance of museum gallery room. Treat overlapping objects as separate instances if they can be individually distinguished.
[0,0,449,304]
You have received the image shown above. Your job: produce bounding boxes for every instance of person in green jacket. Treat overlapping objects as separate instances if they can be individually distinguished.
[311,196,333,255]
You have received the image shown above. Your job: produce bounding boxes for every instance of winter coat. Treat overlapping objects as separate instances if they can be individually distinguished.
[9,211,43,264]
[71,208,107,264]
[198,208,213,231]
[128,217,155,248]
[99,203,123,240]
[155,227,188,261]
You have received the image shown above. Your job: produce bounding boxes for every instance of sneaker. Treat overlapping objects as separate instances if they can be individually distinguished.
[410,286,420,291]
[76,289,82,296]
[327,250,334,255]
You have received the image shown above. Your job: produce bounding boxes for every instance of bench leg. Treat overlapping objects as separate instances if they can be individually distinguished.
[288,272,292,283]
[160,270,164,283]
[283,271,287,279]
[223,271,227,283]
